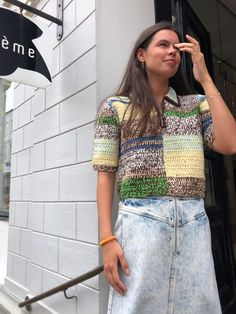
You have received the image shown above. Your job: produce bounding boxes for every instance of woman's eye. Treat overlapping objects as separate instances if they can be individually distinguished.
[159,43,167,47]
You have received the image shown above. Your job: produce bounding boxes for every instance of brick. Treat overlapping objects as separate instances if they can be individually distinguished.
[23,122,33,149]
[60,12,95,70]
[32,88,45,117]
[77,203,98,244]
[60,83,96,133]
[59,239,98,289]
[63,0,76,39]
[31,142,45,172]
[44,203,76,238]
[6,252,13,278]
[12,254,27,287]
[15,202,28,228]
[12,108,19,131]
[31,232,58,271]
[34,106,60,143]
[25,86,34,101]
[32,169,59,201]
[22,174,32,201]
[75,0,95,26]
[11,128,24,153]
[42,269,76,313]
[46,48,96,108]
[46,64,76,109]
[13,84,24,109]
[10,177,22,201]
[16,149,30,176]
[59,163,96,201]
[28,203,44,232]
[45,130,76,168]
[77,123,94,162]
[20,229,32,259]
[51,46,60,77]
[8,227,21,254]
[18,99,31,128]
[29,263,43,296]
[9,202,16,226]
[10,153,17,178]
[76,285,99,314]
[75,48,96,94]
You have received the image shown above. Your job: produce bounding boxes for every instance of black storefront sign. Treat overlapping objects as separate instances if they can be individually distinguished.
[0,7,52,87]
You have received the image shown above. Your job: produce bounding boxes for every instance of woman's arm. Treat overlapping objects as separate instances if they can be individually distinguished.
[97,171,129,295]
[175,35,236,155]
[200,79,236,154]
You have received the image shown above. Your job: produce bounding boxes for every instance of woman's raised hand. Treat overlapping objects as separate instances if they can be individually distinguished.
[175,34,212,85]
[102,239,129,295]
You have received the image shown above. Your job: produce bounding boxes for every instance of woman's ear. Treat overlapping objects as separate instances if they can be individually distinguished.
[137,48,145,62]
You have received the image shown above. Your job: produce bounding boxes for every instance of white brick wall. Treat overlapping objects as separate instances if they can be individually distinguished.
[31,232,58,272]
[29,263,43,296]
[5,0,155,313]
[28,203,44,232]
[6,1,99,313]
[44,203,77,238]
[45,130,77,168]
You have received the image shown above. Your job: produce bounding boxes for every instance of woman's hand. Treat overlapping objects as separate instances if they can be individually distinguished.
[102,239,129,295]
[175,34,212,84]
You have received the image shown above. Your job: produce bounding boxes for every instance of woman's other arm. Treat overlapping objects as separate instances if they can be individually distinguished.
[176,35,236,155]
[97,171,129,295]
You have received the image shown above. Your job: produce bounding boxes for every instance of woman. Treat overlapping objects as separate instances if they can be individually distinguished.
[92,21,236,314]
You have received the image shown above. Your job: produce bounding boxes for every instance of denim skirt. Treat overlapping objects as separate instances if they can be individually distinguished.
[107,197,222,314]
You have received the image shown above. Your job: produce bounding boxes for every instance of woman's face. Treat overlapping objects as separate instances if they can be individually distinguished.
[137,29,181,80]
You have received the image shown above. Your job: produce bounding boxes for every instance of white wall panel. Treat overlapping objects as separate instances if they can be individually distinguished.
[77,203,98,244]
[44,203,76,238]
[16,149,30,176]
[59,163,96,201]
[75,0,95,26]
[28,203,44,232]
[31,233,58,272]
[60,83,96,133]
[18,100,31,128]
[14,202,28,228]
[77,123,94,163]
[45,131,76,169]
[60,12,95,70]
[20,229,32,259]
[32,170,59,202]
[34,106,60,143]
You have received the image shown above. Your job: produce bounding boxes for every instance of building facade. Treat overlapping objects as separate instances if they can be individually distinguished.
[0,0,235,313]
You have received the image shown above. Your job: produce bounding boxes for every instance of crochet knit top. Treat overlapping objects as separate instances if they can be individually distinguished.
[92,87,214,199]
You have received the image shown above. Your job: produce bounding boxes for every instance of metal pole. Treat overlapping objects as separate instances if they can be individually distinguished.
[18,265,104,310]
[4,0,63,25]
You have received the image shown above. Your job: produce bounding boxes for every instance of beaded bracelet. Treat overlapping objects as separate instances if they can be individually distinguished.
[99,235,117,246]
[205,92,221,99]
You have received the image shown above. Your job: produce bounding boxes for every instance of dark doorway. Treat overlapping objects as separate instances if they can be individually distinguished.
[155,0,236,312]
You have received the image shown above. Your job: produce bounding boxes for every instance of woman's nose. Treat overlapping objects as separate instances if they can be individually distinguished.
[169,44,180,55]
[169,47,177,55]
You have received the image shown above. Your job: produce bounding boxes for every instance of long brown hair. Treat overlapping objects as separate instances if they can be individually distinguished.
[116,21,192,137]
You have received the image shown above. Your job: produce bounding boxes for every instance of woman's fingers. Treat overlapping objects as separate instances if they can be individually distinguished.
[104,260,127,295]
[110,262,127,295]
[102,241,129,295]
[118,252,130,276]
[175,34,210,84]
[186,34,200,47]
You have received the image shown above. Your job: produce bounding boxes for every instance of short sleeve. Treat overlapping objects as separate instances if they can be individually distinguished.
[199,95,215,150]
[92,99,120,172]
